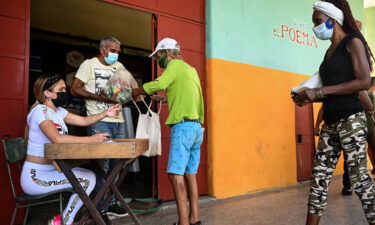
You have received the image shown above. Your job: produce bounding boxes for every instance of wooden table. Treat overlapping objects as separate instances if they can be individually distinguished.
[45,139,149,225]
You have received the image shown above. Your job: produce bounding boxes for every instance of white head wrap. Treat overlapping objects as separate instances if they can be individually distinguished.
[313,1,344,26]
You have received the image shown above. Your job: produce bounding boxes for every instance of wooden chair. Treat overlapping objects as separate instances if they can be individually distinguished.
[1,136,73,225]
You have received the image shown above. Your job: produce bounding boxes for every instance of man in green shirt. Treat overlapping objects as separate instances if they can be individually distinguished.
[132,38,204,225]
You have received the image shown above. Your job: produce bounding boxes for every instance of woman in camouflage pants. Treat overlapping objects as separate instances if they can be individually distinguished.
[292,1,375,224]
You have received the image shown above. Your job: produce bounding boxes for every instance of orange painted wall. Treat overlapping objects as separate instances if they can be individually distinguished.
[206,58,363,198]
[207,58,307,198]
[206,0,366,199]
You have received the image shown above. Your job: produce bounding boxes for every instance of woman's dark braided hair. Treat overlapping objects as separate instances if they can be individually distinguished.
[324,0,374,71]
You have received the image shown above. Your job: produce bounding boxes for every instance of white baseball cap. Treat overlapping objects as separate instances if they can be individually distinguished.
[149,37,180,58]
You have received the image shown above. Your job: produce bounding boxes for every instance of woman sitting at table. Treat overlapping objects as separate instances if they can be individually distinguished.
[21,74,119,225]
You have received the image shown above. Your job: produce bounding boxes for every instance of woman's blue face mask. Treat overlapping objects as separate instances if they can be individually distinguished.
[313,18,335,40]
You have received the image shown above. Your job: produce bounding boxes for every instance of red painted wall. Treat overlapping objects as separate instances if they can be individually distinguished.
[0,0,30,223]
[103,0,207,200]
[113,0,205,23]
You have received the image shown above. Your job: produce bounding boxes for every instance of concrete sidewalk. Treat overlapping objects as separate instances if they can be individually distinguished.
[113,176,369,225]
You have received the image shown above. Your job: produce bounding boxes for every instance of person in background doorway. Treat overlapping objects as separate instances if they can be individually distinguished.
[70,36,138,224]
[22,74,120,225]
[65,50,85,89]
[64,51,86,136]
[132,38,204,225]
[292,1,375,224]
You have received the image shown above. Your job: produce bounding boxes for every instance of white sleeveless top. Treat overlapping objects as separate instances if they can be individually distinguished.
[27,104,68,157]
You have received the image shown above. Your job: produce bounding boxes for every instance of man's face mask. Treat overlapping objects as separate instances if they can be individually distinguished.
[51,92,72,107]
[104,49,119,65]
[313,18,335,40]
[157,51,169,69]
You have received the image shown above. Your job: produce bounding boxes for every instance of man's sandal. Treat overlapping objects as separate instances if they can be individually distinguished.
[173,222,202,225]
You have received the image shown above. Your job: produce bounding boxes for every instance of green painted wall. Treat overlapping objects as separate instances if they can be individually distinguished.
[365,6,375,74]
[206,0,364,75]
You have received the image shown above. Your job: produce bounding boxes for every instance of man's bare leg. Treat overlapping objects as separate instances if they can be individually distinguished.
[185,173,199,224]
[169,173,189,225]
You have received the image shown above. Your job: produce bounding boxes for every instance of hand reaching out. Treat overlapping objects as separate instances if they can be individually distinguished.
[91,133,110,142]
[292,88,322,106]
[151,94,167,103]
[98,92,117,104]
[304,88,319,102]
[106,104,120,118]
[292,92,309,106]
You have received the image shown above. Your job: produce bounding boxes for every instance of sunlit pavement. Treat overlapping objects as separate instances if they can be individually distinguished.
[113,176,370,225]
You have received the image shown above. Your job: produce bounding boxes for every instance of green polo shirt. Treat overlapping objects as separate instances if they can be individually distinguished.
[143,59,204,125]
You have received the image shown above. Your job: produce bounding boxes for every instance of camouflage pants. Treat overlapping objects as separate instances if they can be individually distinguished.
[308,112,375,222]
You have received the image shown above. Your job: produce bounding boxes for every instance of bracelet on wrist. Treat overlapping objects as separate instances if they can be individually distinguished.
[316,88,326,99]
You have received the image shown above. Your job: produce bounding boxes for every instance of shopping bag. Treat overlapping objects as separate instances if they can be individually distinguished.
[133,98,162,157]
[101,67,135,104]
[291,71,322,93]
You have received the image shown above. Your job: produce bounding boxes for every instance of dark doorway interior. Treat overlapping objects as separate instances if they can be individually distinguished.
[27,19,155,225]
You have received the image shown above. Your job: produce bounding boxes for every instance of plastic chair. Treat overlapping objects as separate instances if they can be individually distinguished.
[1,136,73,225]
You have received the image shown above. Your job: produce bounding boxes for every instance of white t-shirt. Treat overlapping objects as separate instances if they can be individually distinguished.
[27,104,68,157]
[75,57,137,123]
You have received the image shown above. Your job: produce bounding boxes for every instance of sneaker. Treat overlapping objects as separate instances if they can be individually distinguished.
[342,187,352,195]
[106,204,128,217]
[47,214,72,225]
[100,211,113,225]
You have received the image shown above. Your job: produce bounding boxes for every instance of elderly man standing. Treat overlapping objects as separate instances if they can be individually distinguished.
[132,38,204,225]
[71,36,135,224]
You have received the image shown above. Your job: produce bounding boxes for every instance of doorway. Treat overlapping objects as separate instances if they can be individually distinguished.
[295,103,315,182]
[29,0,156,209]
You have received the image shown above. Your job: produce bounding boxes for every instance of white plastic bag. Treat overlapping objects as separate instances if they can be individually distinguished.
[291,71,322,93]
[134,98,162,157]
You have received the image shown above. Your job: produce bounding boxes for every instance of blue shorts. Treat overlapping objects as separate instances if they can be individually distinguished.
[167,121,204,175]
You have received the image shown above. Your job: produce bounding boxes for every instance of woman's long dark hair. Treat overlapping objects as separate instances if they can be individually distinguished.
[325,0,374,71]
